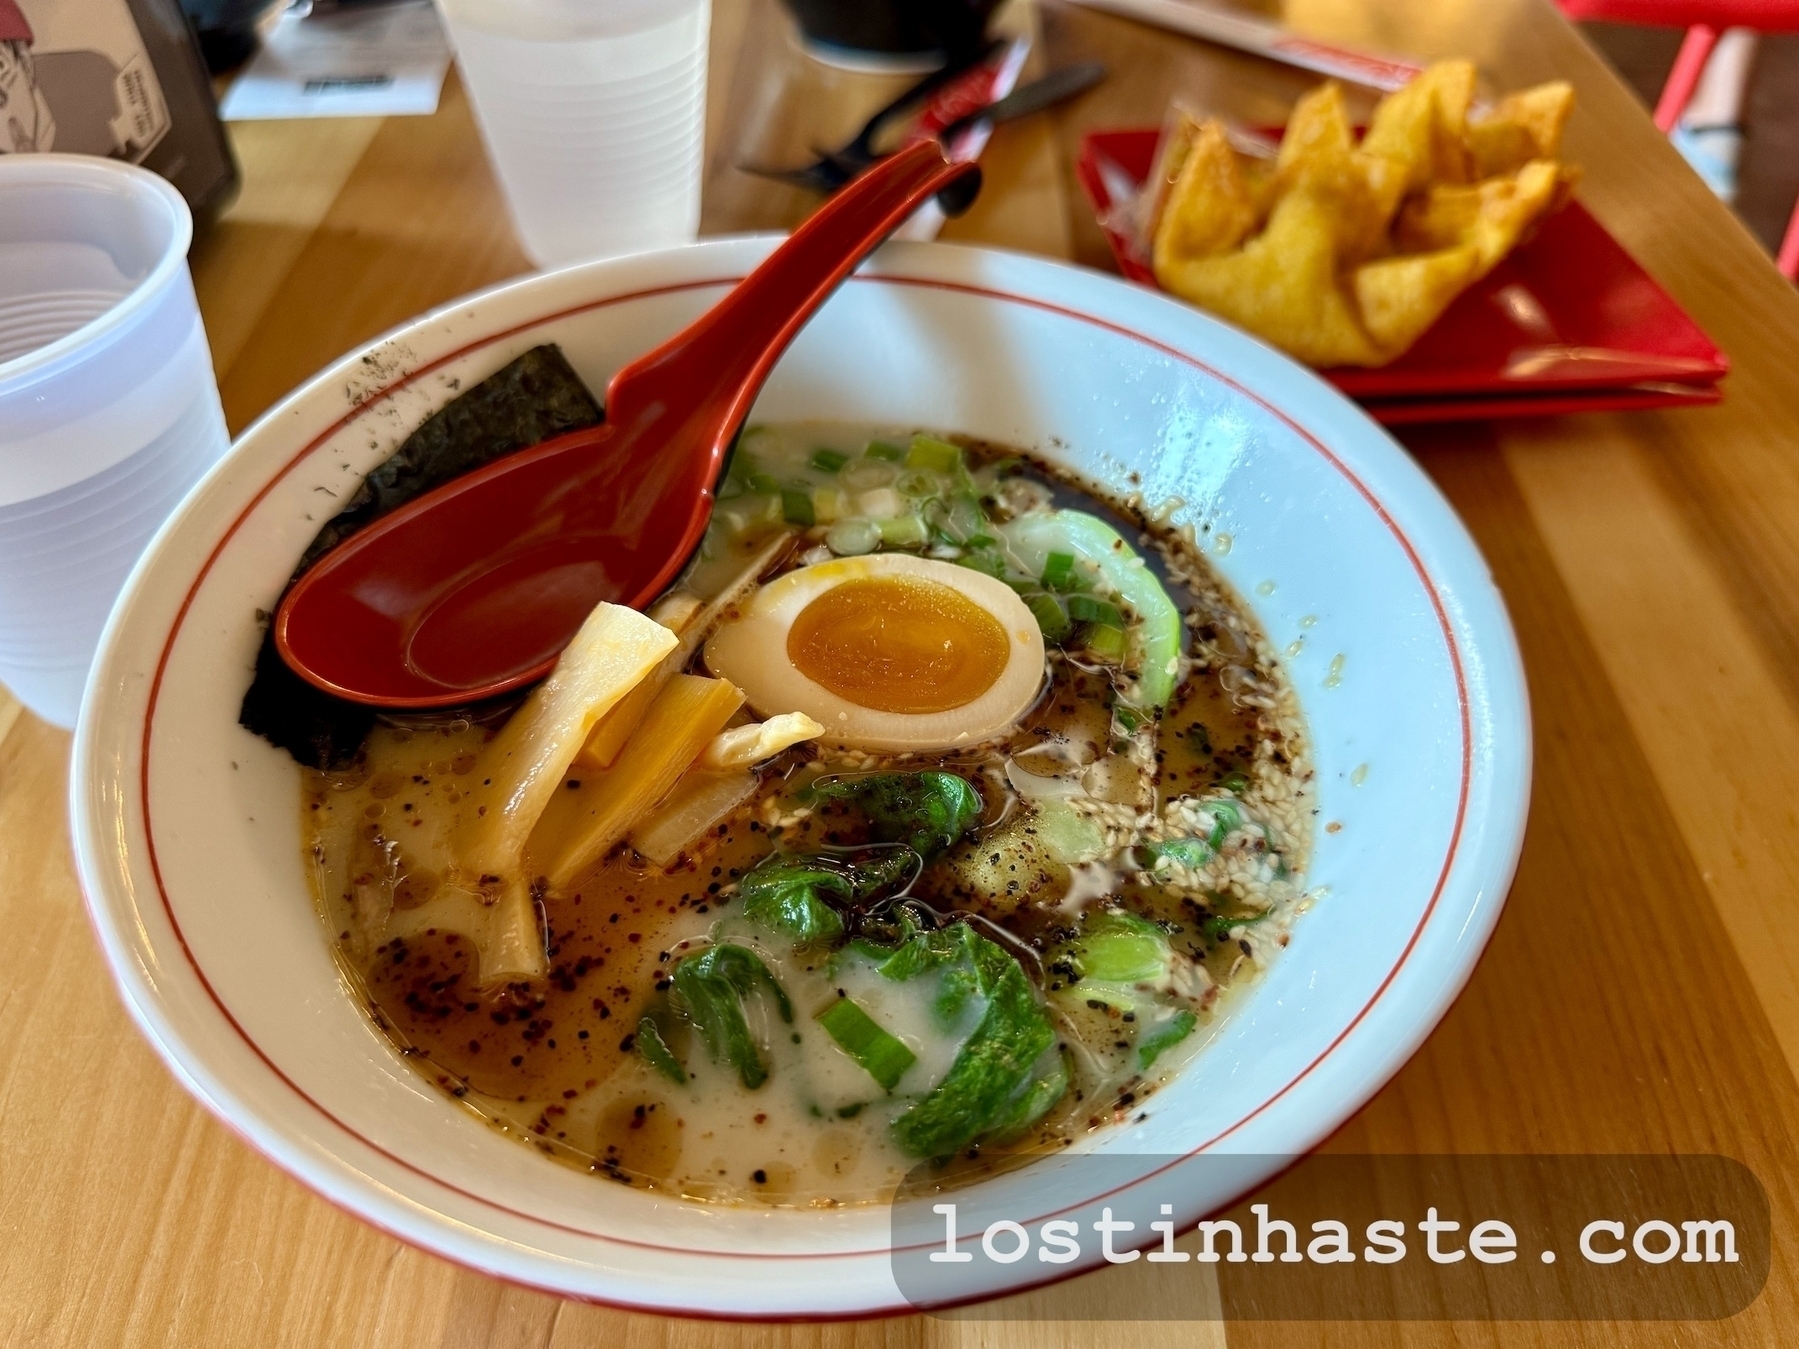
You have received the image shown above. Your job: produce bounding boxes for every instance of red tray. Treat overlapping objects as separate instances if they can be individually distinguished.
[1077,129,1727,422]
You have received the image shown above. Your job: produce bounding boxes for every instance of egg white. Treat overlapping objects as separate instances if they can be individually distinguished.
[702,553,1045,752]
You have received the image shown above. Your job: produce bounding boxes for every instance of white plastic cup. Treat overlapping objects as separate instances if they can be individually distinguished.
[437,0,710,268]
[0,155,230,729]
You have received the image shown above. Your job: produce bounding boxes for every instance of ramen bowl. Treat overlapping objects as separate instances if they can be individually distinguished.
[70,237,1529,1318]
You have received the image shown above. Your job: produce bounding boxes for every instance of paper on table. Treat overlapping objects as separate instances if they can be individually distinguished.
[1063,0,1421,91]
[219,0,451,121]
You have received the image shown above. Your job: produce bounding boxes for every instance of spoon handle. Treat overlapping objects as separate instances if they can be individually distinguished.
[272,145,981,708]
[601,142,981,443]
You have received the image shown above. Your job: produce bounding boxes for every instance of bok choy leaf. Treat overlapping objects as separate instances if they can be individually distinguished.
[738,850,915,943]
[1069,910,1174,984]
[634,1014,687,1084]
[672,944,792,1090]
[871,923,1062,1158]
[810,771,982,859]
[1136,1009,1197,1069]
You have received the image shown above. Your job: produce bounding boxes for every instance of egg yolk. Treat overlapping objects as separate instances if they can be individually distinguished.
[786,575,1010,715]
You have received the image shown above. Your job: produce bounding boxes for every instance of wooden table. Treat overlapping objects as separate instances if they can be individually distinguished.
[5,0,1799,1342]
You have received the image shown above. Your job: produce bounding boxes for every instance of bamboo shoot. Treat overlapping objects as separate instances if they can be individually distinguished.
[454,602,675,980]
[575,537,791,771]
[537,674,745,887]
[700,713,824,770]
[631,770,760,867]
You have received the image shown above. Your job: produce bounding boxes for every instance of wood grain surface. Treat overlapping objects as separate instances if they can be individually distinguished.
[5,0,1799,1343]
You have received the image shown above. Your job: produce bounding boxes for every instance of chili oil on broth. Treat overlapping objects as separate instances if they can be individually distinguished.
[302,423,1315,1208]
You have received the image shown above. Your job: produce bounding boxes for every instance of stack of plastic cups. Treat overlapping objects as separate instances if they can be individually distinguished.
[0,156,230,728]
[436,0,711,267]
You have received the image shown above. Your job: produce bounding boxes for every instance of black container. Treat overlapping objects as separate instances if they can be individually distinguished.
[180,0,282,72]
[782,0,1001,59]
[132,0,241,217]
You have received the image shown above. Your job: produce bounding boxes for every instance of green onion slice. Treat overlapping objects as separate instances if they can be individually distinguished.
[1024,592,1071,643]
[957,551,1009,581]
[1082,622,1127,661]
[1067,594,1125,627]
[878,515,927,547]
[816,996,917,1091]
[906,435,962,473]
[781,489,815,526]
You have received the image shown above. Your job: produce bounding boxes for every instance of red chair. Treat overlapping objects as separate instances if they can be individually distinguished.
[1559,0,1799,277]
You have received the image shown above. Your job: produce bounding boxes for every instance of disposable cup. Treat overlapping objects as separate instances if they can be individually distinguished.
[0,155,230,728]
[436,0,711,268]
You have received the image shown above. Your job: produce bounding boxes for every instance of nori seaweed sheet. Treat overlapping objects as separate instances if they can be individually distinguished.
[238,344,603,769]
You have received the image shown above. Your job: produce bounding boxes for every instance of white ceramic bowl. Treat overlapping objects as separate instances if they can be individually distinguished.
[71,238,1529,1318]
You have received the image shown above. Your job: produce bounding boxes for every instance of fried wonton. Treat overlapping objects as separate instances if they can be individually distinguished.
[1148,61,1578,368]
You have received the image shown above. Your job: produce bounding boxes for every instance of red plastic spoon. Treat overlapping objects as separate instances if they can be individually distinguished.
[275,142,981,707]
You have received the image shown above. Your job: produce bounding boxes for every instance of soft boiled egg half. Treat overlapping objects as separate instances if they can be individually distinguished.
[703,553,1045,752]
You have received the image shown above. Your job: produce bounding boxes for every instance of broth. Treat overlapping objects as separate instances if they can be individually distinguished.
[303,424,1314,1206]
